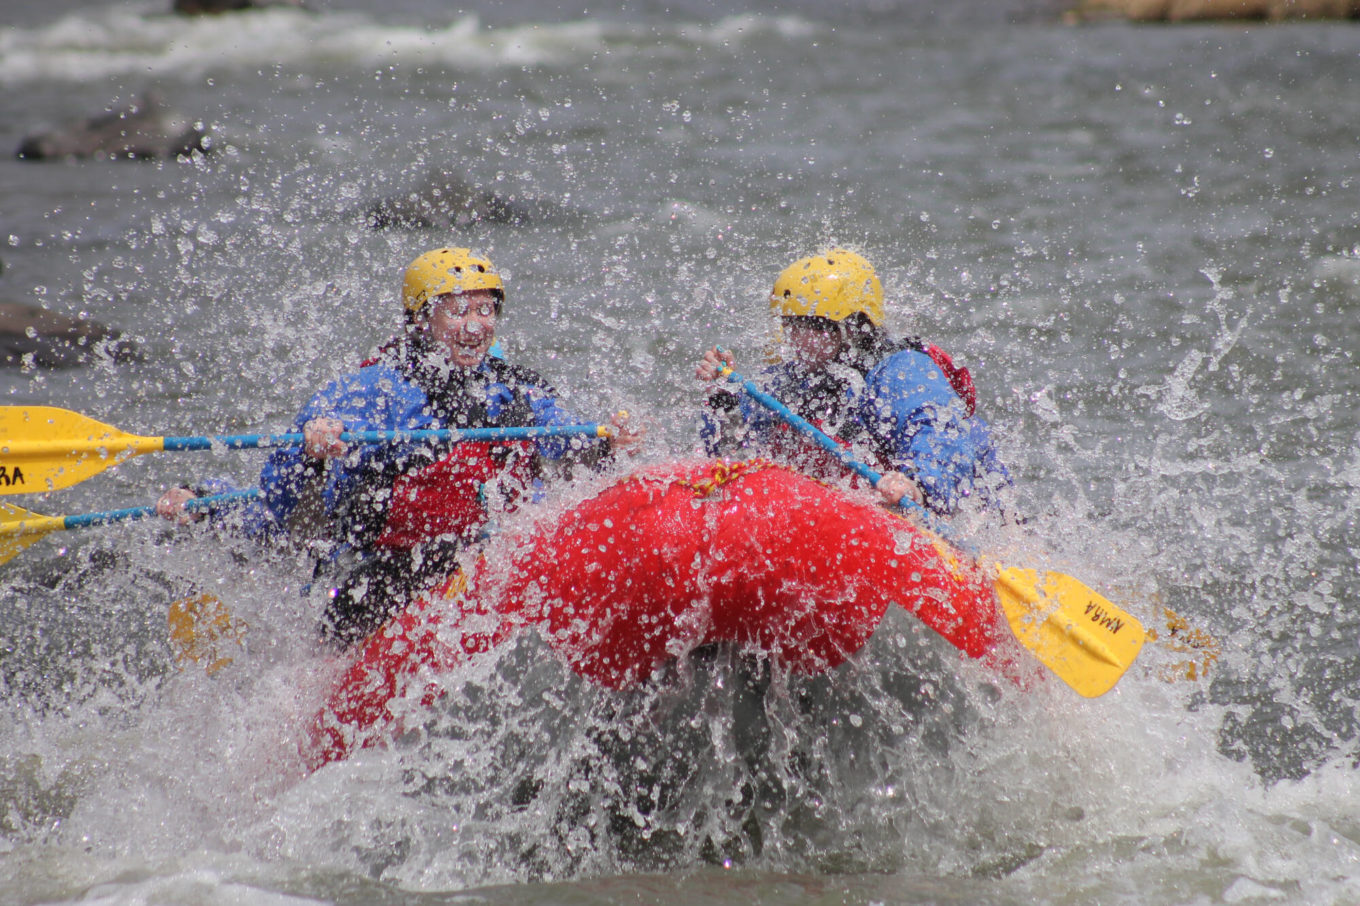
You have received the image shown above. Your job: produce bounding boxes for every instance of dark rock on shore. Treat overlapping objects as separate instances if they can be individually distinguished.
[364,171,584,230]
[16,94,209,162]
[172,0,306,13]
[1068,0,1360,20]
[0,303,140,368]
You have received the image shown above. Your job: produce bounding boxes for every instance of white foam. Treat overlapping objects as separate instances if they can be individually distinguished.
[0,3,583,82]
[0,3,821,84]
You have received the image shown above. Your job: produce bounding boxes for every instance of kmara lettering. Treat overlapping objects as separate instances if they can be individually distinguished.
[1085,602,1123,635]
[0,466,25,487]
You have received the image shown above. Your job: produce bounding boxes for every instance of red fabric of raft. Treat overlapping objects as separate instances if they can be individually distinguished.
[305,460,1007,769]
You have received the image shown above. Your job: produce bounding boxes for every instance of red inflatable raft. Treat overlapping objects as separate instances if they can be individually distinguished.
[305,459,1016,769]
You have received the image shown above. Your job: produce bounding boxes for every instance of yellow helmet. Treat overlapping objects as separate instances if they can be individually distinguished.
[769,248,884,327]
[401,247,504,315]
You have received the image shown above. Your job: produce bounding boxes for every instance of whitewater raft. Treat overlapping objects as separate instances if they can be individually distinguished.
[305,459,1019,768]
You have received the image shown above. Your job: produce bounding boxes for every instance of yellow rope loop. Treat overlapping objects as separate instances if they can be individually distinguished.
[674,458,776,499]
[435,564,471,600]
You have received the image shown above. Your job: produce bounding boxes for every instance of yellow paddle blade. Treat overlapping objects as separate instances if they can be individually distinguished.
[0,502,66,565]
[167,594,247,676]
[0,406,164,495]
[994,565,1146,698]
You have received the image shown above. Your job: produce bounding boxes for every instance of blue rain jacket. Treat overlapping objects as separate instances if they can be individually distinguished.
[185,476,284,542]
[259,352,594,545]
[702,346,1009,514]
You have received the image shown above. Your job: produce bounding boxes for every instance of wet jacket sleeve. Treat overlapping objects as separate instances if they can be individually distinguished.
[190,476,284,543]
[258,365,435,528]
[479,369,606,461]
[860,350,1010,514]
[521,385,598,461]
[698,368,785,457]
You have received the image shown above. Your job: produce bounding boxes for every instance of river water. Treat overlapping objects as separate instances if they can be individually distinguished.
[1,1,1358,903]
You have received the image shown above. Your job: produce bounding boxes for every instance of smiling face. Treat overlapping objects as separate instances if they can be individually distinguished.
[783,315,847,369]
[424,289,500,369]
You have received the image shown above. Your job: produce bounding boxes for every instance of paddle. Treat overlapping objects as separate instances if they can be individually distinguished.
[713,358,1145,698]
[0,406,612,495]
[0,489,261,565]
[167,593,250,669]
[167,593,246,675]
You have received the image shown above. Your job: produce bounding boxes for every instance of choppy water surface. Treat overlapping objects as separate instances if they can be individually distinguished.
[1,1,1358,903]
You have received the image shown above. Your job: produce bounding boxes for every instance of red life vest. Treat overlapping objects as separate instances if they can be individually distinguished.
[925,344,977,416]
[371,440,535,549]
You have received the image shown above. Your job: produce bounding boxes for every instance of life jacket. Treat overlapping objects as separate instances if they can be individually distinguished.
[358,340,547,550]
[766,420,881,494]
[371,440,535,549]
[924,344,976,416]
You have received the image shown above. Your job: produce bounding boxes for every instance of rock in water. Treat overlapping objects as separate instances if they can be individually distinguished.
[16,94,209,161]
[1069,0,1360,20]
[172,0,306,13]
[364,170,582,230]
[0,302,139,368]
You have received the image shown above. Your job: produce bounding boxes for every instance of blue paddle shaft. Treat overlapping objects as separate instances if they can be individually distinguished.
[720,370,882,485]
[62,490,262,530]
[159,424,606,452]
[60,426,606,531]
